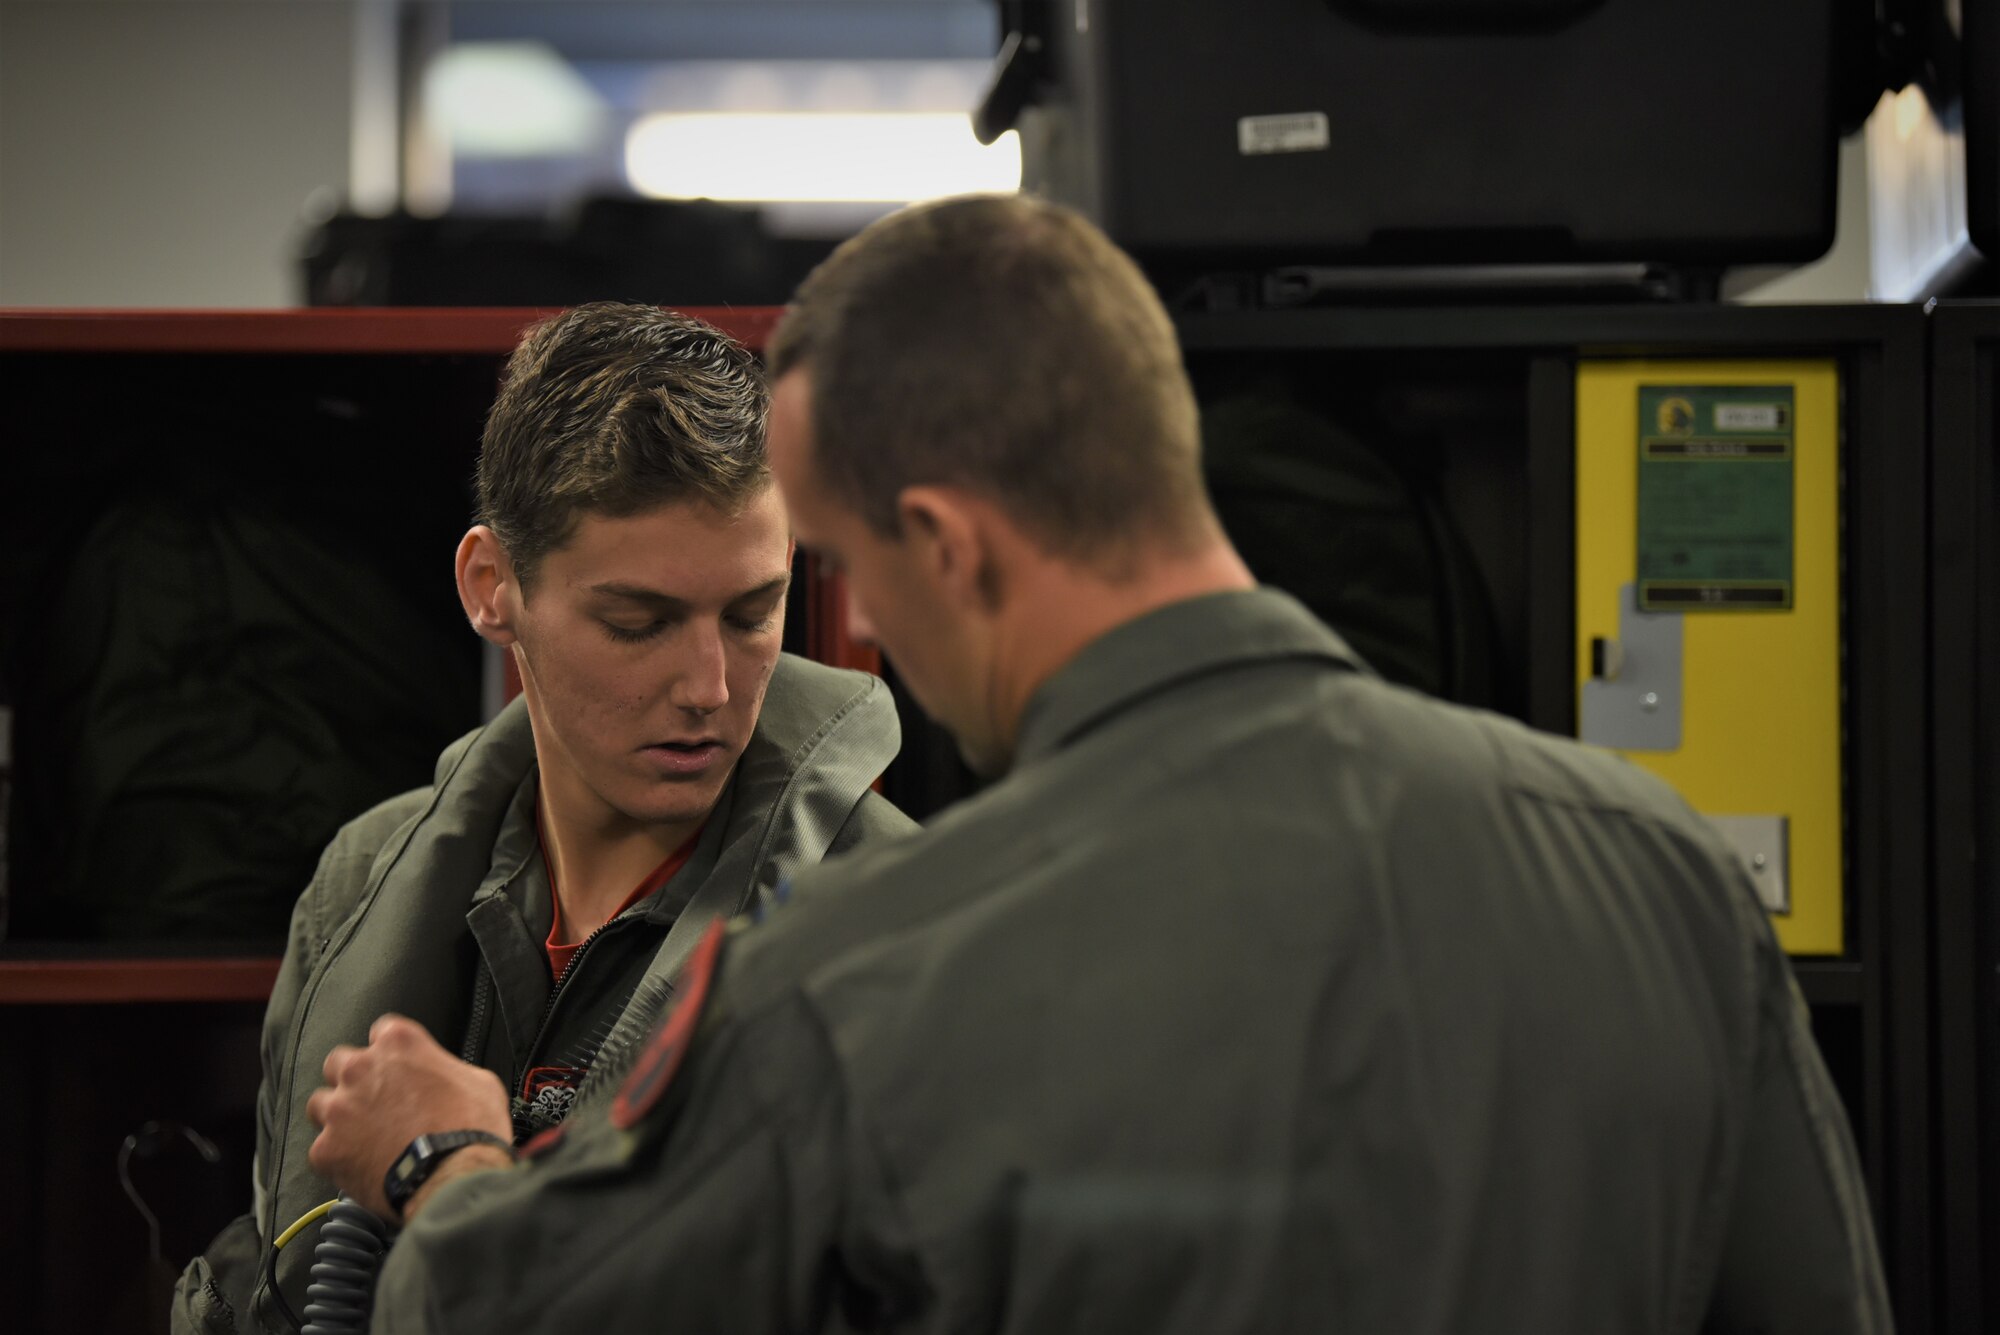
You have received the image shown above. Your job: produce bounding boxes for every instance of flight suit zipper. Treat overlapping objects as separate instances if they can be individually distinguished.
[514,909,644,1101]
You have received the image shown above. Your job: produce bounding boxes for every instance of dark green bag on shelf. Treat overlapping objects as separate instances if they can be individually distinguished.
[1202,384,1500,707]
[14,481,475,943]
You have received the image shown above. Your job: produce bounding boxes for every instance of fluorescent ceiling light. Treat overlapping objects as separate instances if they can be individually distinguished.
[425,42,607,158]
[625,112,1020,203]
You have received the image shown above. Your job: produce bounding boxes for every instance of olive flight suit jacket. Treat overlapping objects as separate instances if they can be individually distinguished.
[373,588,1890,1335]
[171,654,913,1334]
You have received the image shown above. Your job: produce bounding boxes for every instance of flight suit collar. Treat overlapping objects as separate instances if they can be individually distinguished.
[1013,587,1368,768]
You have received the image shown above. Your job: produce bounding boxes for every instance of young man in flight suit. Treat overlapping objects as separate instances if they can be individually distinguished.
[306,202,1891,1334]
[170,302,914,1334]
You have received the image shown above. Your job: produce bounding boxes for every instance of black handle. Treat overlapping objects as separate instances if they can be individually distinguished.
[974,28,1044,146]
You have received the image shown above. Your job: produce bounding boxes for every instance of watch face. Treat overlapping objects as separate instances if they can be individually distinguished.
[385,1131,507,1214]
[385,1137,432,1210]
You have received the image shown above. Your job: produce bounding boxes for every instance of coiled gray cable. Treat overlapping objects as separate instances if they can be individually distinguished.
[300,1198,391,1334]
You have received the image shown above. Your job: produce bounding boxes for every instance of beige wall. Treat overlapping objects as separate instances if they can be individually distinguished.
[0,1,360,307]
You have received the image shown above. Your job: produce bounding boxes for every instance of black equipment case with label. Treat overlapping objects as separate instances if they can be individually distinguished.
[988,0,1840,268]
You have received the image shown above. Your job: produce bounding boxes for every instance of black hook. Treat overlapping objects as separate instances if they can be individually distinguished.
[118,1120,222,1266]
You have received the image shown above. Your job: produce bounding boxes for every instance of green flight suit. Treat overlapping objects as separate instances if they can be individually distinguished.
[373,588,1890,1334]
[170,654,913,1334]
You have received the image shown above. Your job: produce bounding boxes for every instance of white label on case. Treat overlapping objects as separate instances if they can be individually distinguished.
[1238,112,1330,156]
[1714,402,1785,431]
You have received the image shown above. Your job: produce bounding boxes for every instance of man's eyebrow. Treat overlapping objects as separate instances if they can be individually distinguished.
[727,573,793,605]
[585,572,792,609]
[587,582,691,613]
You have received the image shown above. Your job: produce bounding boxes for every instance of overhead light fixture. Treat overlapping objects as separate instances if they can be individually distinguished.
[625,112,1021,203]
[424,41,607,158]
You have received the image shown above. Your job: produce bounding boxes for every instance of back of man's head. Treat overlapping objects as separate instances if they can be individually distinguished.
[766,194,1213,573]
[477,301,767,591]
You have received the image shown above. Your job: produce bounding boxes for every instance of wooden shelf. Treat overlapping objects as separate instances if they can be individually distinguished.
[0,306,781,354]
[0,956,280,1004]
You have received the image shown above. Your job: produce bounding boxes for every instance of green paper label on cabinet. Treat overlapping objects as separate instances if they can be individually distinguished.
[1636,385,1795,610]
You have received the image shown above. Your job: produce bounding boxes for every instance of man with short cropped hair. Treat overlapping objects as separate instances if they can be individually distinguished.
[308,202,1889,1335]
[170,302,913,1334]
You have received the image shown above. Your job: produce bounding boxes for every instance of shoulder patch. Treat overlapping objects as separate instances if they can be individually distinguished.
[610,919,727,1129]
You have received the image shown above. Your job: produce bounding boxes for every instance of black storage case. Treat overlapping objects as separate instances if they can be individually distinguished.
[1010,0,1840,267]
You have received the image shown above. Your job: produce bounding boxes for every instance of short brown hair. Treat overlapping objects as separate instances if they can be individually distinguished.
[477,302,767,590]
[766,195,1211,567]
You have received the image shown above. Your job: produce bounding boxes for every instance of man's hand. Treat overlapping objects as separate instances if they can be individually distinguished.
[306,1013,512,1220]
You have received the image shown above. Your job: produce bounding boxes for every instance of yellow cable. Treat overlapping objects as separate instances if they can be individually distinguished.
[274,1199,337,1252]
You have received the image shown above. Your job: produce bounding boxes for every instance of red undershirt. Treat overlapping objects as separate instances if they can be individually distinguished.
[537,808,703,980]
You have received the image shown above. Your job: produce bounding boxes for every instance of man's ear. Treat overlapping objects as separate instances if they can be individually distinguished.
[897,486,1000,613]
[455,526,521,646]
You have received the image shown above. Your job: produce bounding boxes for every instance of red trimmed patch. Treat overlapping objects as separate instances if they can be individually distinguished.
[522,1065,585,1100]
[610,919,727,1129]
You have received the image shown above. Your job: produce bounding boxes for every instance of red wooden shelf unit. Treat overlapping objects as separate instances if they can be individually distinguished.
[0,956,281,1004]
[0,305,783,354]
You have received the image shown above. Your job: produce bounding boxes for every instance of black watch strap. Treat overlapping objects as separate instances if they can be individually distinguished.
[383,1129,513,1218]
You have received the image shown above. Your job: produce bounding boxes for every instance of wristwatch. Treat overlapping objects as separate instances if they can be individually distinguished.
[383,1129,513,1219]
